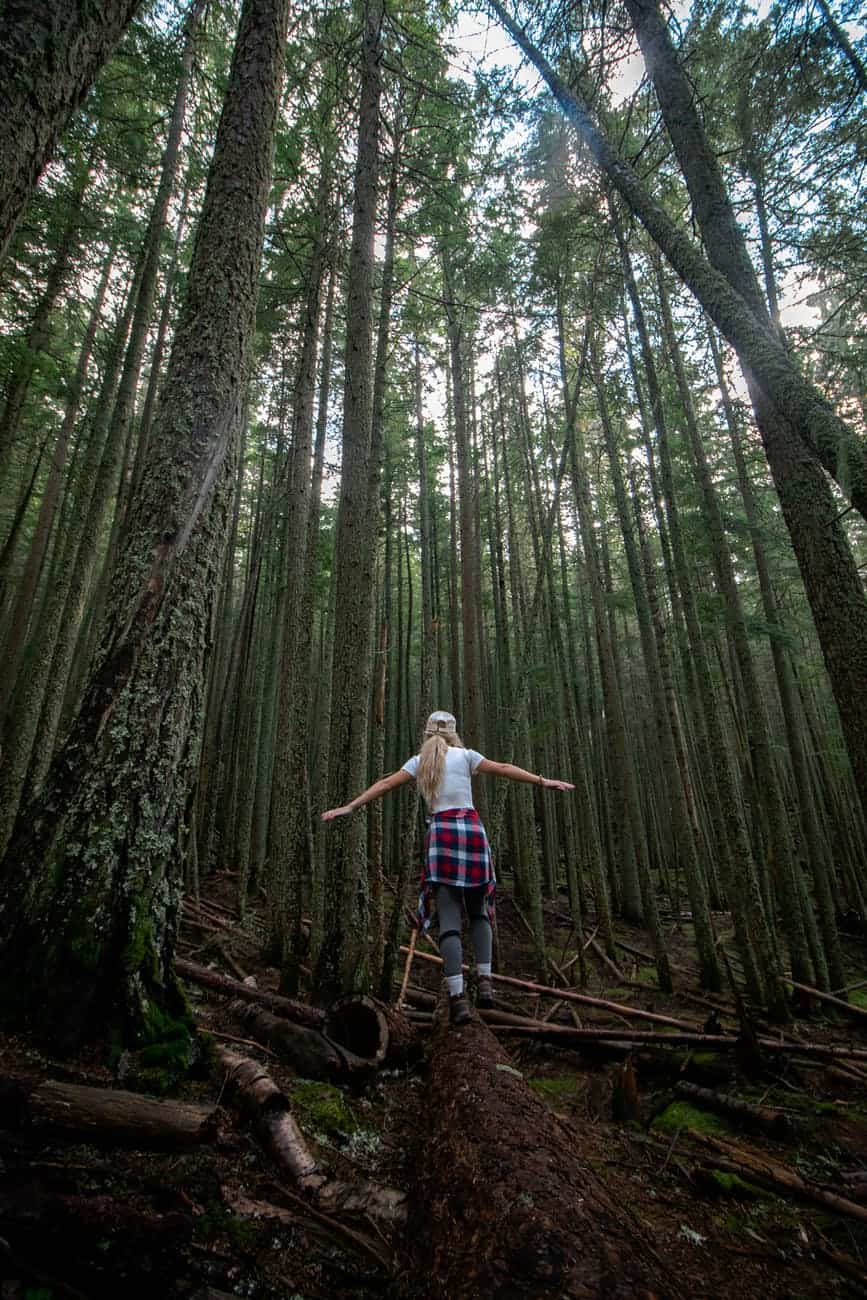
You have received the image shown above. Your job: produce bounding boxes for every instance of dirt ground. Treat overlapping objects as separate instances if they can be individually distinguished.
[1,877,866,1299]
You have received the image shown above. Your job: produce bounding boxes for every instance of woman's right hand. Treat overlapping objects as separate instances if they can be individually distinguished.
[541,777,575,791]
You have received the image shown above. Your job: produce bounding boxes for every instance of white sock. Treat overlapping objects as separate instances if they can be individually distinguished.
[477,963,492,977]
[446,974,464,997]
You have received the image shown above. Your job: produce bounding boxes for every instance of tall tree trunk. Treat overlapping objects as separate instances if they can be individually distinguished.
[313,0,383,1002]
[486,0,867,516]
[442,247,483,747]
[0,0,290,1047]
[0,0,142,262]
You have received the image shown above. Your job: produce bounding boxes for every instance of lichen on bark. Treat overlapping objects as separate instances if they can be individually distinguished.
[0,0,290,1049]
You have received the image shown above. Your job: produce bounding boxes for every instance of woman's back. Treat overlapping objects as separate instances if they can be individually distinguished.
[402,744,485,812]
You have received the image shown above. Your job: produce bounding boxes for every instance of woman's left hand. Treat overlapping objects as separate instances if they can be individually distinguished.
[542,778,575,791]
[321,804,354,821]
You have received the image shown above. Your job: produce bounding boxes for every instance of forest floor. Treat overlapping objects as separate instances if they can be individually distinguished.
[1,874,866,1299]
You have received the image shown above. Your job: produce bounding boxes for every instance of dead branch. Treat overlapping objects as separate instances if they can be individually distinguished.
[400,944,699,1030]
[785,977,867,1023]
[226,1187,392,1269]
[690,1131,867,1226]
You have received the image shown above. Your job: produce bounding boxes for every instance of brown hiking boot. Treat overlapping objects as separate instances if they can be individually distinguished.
[449,994,471,1026]
[476,976,494,1010]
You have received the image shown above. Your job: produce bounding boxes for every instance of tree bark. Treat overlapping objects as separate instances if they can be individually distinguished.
[0,0,142,262]
[314,0,384,1001]
[408,1009,680,1298]
[0,1075,217,1147]
[0,0,291,1047]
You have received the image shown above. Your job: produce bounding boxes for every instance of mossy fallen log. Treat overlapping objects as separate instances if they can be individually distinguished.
[406,1006,681,1299]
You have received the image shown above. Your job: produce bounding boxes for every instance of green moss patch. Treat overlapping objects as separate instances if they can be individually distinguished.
[703,1169,760,1198]
[529,1076,579,1098]
[652,1101,729,1136]
[850,989,867,1009]
[289,1080,358,1139]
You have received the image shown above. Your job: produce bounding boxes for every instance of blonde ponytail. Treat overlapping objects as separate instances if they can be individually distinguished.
[417,734,448,805]
[416,712,465,805]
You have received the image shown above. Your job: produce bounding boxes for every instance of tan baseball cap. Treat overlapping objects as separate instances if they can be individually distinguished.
[425,710,457,733]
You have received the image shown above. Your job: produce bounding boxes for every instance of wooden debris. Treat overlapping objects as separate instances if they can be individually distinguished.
[690,1130,867,1226]
[216,1048,406,1226]
[400,943,699,1030]
[785,977,867,1023]
[674,1081,794,1137]
[176,958,324,1028]
[226,1187,392,1269]
[397,927,418,1007]
[0,1076,217,1149]
[488,1020,867,1061]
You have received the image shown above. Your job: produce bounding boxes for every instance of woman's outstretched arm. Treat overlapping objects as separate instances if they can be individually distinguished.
[476,759,574,791]
[321,767,414,821]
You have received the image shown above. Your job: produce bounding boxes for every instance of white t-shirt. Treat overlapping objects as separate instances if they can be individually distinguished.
[401,746,485,813]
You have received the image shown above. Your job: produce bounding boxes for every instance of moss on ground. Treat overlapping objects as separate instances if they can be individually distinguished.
[652,1101,729,1136]
[704,1169,760,1198]
[289,1079,358,1138]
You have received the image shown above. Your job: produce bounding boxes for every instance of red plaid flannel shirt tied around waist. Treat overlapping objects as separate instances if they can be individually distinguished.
[416,807,495,931]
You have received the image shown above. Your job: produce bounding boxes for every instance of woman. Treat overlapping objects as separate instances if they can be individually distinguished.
[321,710,574,1026]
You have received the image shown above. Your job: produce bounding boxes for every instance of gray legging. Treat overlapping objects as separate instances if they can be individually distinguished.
[435,883,492,976]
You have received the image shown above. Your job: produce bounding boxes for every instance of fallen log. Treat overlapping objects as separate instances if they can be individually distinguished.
[226,1000,349,1075]
[674,1081,793,1138]
[407,1005,681,1299]
[217,1047,406,1226]
[176,958,324,1028]
[690,1131,867,1226]
[488,1022,867,1061]
[784,977,867,1023]
[227,1000,377,1077]
[400,944,699,1030]
[0,1076,217,1149]
[325,993,417,1066]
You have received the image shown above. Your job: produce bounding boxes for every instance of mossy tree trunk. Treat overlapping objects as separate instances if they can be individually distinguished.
[0,0,142,263]
[0,0,290,1048]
